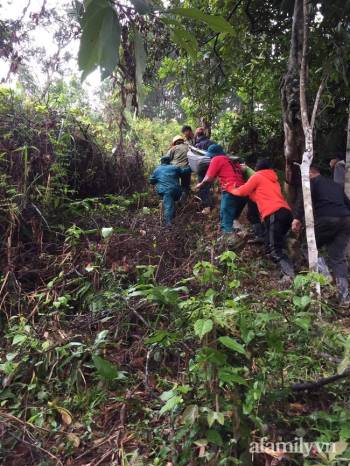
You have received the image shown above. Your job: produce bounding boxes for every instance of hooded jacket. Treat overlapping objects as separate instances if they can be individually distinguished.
[149,164,191,194]
[229,169,290,220]
[294,175,350,221]
[195,135,215,151]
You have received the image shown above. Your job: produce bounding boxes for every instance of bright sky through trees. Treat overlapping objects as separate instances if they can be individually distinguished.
[1,0,101,97]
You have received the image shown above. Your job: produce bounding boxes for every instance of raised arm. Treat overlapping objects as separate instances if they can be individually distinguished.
[228,174,259,197]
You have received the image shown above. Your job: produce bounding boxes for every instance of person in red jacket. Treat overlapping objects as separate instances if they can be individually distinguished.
[195,144,246,240]
[228,159,294,277]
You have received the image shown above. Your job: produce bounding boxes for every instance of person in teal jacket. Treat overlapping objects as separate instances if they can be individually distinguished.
[149,156,191,226]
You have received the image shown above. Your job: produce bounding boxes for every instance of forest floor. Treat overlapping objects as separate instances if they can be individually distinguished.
[1,191,350,466]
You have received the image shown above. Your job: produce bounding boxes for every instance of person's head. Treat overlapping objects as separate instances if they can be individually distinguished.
[160,155,171,165]
[310,165,321,178]
[255,159,271,171]
[195,127,205,138]
[172,135,185,146]
[207,144,225,158]
[181,125,194,138]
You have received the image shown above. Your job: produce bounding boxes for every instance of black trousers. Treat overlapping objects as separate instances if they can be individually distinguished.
[315,216,350,279]
[264,208,293,261]
[179,172,191,195]
[247,200,265,237]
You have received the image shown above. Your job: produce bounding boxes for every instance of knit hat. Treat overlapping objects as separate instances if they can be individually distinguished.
[255,159,271,171]
[161,155,171,164]
[207,144,225,157]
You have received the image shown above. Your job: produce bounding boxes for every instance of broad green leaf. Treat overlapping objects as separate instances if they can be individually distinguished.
[194,439,208,447]
[12,334,27,346]
[207,409,225,427]
[92,355,120,381]
[130,0,153,14]
[78,0,121,80]
[206,429,223,446]
[160,389,176,402]
[338,355,350,375]
[101,227,113,239]
[98,7,121,79]
[293,295,311,310]
[172,7,234,34]
[293,317,311,331]
[170,27,198,59]
[340,424,350,440]
[159,395,183,414]
[94,330,109,347]
[78,1,108,78]
[134,31,147,108]
[218,368,247,385]
[207,410,215,428]
[218,336,246,355]
[160,17,183,27]
[181,404,199,425]
[194,319,213,339]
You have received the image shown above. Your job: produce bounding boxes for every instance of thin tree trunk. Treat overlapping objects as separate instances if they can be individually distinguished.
[299,0,319,273]
[281,0,305,201]
[345,103,350,198]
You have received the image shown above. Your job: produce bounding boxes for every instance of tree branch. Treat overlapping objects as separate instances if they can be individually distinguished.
[291,368,350,392]
[310,73,327,130]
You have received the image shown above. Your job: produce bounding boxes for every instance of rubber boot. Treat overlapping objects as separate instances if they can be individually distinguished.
[336,277,349,307]
[248,223,265,244]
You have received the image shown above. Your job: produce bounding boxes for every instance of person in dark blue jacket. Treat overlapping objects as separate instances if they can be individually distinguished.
[149,156,191,226]
[194,127,215,151]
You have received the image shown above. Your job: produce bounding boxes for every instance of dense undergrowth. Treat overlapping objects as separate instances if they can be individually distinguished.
[1,89,350,466]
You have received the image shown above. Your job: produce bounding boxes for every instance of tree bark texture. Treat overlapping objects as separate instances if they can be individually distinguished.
[345,103,350,198]
[299,0,319,273]
[281,0,305,194]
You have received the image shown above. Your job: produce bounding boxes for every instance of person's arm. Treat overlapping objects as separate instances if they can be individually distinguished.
[334,162,345,185]
[195,159,218,190]
[291,190,305,232]
[195,174,215,190]
[228,174,259,197]
[149,169,158,185]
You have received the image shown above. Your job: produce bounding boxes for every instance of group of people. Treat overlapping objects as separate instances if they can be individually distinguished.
[149,125,350,307]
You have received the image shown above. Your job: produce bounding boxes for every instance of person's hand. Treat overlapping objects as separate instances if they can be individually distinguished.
[194,183,202,192]
[329,158,337,169]
[292,219,302,233]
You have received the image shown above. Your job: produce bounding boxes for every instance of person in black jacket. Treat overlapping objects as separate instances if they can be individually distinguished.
[292,166,350,306]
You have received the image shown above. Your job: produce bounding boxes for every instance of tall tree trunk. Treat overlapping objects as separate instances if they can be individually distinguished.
[299,0,318,273]
[281,0,305,201]
[345,103,350,198]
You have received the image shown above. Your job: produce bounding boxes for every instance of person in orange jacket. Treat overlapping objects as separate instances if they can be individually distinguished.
[228,159,294,277]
